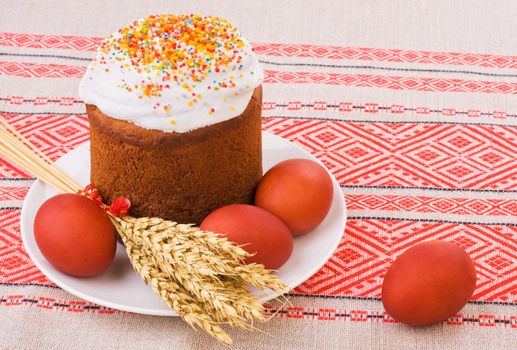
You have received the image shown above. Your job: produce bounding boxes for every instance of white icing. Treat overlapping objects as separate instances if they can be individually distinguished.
[79,15,263,133]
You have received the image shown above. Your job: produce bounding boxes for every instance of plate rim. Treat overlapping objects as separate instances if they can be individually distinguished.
[20,131,346,316]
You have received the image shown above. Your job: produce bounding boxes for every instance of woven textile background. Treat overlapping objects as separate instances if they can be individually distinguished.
[0,1,515,349]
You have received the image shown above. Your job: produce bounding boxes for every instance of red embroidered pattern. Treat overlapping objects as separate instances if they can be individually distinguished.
[264,70,517,95]
[0,61,85,78]
[0,96,82,106]
[262,101,514,120]
[1,97,514,121]
[346,195,516,216]
[261,118,517,190]
[0,187,28,201]
[1,209,515,303]
[253,43,517,69]
[0,295,515,327]
[2,61,517,96]
[2,32,517,69]
[294,220,516,303]
[2,114,516,192]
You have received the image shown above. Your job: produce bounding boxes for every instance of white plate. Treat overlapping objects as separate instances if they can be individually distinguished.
[20,132,346,316]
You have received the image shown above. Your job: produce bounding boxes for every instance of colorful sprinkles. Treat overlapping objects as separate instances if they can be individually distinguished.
[93,14,254,117]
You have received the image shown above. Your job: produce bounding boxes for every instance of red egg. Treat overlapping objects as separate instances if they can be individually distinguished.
[200,204,293,269]
[34,194,117,277]
[382,240,477,326]
[255,159,333,236]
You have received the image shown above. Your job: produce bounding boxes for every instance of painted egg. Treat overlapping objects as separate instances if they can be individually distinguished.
[200,204,293,269]
[34,194,117,277]
[255,159,333,236]
[382,240,477,325]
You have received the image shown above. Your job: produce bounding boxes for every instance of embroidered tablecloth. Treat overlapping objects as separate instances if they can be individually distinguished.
[0,1,515,349]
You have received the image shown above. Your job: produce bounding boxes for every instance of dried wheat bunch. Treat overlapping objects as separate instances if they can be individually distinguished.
[112,215,288,344]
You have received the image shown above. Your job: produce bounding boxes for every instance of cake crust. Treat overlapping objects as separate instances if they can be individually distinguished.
[88,87,262,223]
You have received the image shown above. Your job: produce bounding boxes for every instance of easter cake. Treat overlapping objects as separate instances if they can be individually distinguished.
[79,14,263,223]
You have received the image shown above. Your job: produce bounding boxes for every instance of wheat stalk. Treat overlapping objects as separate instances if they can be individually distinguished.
[0,118,290,344]
[116,224,233,343]
[118,219,262,333]
[112,216,288,331]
